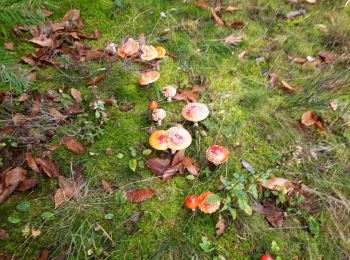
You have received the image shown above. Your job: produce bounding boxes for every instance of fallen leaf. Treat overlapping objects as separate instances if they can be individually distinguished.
[215,216,226,236]
[0,229,9,239]
[288,56,307,64]
[260,178,295,192]
[301,111,318,126]
[62,9,84,29]
[18,93,29,102]
[224,35,244,45]
[126,188,156,203]
[281,80,298,92]
[194,1,209,8]
[210,8,225,27]
[17,179,39,192]
[262,201,285,228]
[101,180,113,194]
[4,167,27,187]
[12,113,28,126]
[4,42,14,51]
[118,104,135,112]
[146,158,171,177]
[329,100,338,111]
[171,150,185,167]
[173,85,205,103]
[70,88,82,102]
[25,152,40,173]
[60,136,84,155]
[37,249,50,260]
[54,176,76,208]
[183,157,200,176]
[231,21,244,29]
[242,160,254,173]
[317,51,336,63]
[269,73,279,88]
[30,100,41,116]
[64,104,83,114]
[285,9,306,19]
[129,211,143,223]
[237,50,247,60]
[35,158,60,177]
[87,72,107,86]
[226,6,240,12]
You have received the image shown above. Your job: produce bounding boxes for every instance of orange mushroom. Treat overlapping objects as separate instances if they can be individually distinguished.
[149,130,168,151]
[117,38,139,58]
[206,145,229,165]
[139,71,160,85]
[156,46,166,59]
[197,192,220,214]
[140,44,158,61]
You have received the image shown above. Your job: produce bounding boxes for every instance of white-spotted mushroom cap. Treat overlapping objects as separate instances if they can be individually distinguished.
[182,103,209,126]
[165,125,192,152]
[139,71,160,85]
[152,108,166,126]
[197,192,220,214]
[206,145,229,165]
[140,45,158,61]
[106,42,117,55]
[149,130,168,150]
[117,38,139,58]
[162,86,177,102]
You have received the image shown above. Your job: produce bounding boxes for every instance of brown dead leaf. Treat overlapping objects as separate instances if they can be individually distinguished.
[183,157,200,176]
[237,50,247,60]
[146,158,171,177]
[262,201,285,228]
[194,1,209,8]
[70,88,82,102]
[215,216,226,236]
[224,35,244,45]
[35,158,60,177]
[118,104,135,112]
[54,176,76,208]
[281,80,298,92]
[12,113,28,126]
[18,93,29,102]
[269,73,279,88]
[171,150,185,167]
[25,152,40,173]
[30,100,41,116]
[4,42,14,51]
[210,8,225,27]
[261,178,295,192]
[60,136,84,155]
[126,188,156,203]
[17,179,39,192]
[231,21,244,29]
[173,85,204,103]
[62,9,84,29]
[64,104,83,115]
[226,6,240,12]
[0,229,9,239]
[37,249,50,260]
[288,56,307,65]
[317,51,336,63]
[285,9,306,19]
[87,72,107,86]
[49,108,66,122]
[301,111,318,126]
[101,180,113,194]
[4,167,27,187]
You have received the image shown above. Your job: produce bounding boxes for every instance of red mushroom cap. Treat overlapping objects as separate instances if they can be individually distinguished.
[260,255,273,260]
[149,130,168,150]
[148,100,158,110]
[185,195,198,209]
[152,109,166,125]
[165,125,192,151]
[182,102,209,123]
[197,191,220,214]
[162,86,177,101]
[206,145,229,165]
[139,71,160,85]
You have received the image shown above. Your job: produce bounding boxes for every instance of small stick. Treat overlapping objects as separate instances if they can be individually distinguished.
[95,223,116,247]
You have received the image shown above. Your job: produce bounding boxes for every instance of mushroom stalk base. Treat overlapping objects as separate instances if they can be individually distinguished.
[194,122,198,127]
[171,149,176,154]
[167,97,172,102]
[157,120,162,126]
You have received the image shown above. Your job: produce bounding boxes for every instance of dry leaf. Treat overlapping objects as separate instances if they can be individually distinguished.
[18,93,29,102]
[226,6,240,12]
[215,216,226,236]
[183,157,200,176]
[285,9,306,19]
[64,104,83,115]
[210,8,225,27]
[35,158,60,177]
[17,179,39,192]
[54,176,76,208]
[237,50,247,60]
[146,158,171,176]
[126,188,156,203]
[4,167,27,187]
[60,136,84,155]
[224,35,243,45]
[262,201,285,228]
[269,73,279,88]
[281,80,298,92]
[118,104,135,112]
[301,111,318,126]
[37,249,50,260]
[317,51,336,63]
[4,42,14,51]
[171,150,185,167]
[70,88,82,102]
[173,85,204,103]
[101,180,113,194]
[194,1,209,8]
[87,72,107,86]
[0,229,9,239]
[261,178,295,192]
[30,100,41,116]
[25,152,40,173]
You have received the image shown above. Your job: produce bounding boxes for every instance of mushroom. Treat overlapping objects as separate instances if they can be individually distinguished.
[148,100,158,110]
[152,108,166,126]
[140,45,158,61]
[106,42,117,55]
[206,145,229,165]
[156,46,166,59]
[197,192,220,214]
[149,130,168,151]
[139,71,160,85]
[185,195,198,211]
[182,102,209,127]
[117,38,139,58]
[165,125,192,154]
[162,86,177,102]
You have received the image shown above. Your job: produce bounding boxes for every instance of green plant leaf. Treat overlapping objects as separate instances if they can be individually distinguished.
[308,217,320,237]
[117,153,124,158]
[229,207,237,221]
[41,212,54,221]
[16,202,31,213]
[104,213,115,220]
[271,240,280,253]
[142,149,152,156]
[8,215,21,224]
[115,191,126,205]
[129,159,137,172]
[204,194,221,204]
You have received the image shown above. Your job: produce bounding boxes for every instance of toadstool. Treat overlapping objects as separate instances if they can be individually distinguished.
[197,191,220,214]
[156,46,166,59]
[185,195,198,211]
[152,108,166,126]
[206,145,229,165]
[149,130,168,151]
[182,102,209,126]
[165,125,192,154]
[140,45,158,61]
[139,71,160,85]
[162,86,177,102]
[148,100,158,110]
[117,38,139,58]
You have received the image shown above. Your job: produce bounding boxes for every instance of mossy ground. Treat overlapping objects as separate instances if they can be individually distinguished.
[1,0,350,259]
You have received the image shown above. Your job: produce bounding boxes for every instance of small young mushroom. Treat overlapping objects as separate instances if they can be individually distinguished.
[148,100,158,110]
[140,45,158,61]
[117,38,139,58]
[139,71,160,85]
[182,102,209,126]
[185,195,198,211]
[206,145,229,165]
[197,191,220,214]
[162,86,177,102]
[152,108,166,126]
[156,46,166,59]
[165,125,192,154]
[149,130,168,151]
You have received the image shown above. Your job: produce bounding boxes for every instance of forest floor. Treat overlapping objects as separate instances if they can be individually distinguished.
[0,0,350,259]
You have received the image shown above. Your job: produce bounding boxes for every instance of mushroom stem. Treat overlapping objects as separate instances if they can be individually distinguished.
[167,97,172,102]
[158,120,162,126]
[171,149,176,154]
[193,122,198,127]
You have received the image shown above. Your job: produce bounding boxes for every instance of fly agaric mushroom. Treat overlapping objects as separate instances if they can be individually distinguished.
[117,38,139,58]
[182,102,209,126]
[165,125,192,154]
[162,86,176,102]
[197,191,220,214]
[149,130,168,151]
[185,195,198,210]
[152,108,166,126]
[148,100,158,110]
[140,45,158,61]
[156,46,166,59]
[139,71,160,85]
[206,145,229,165]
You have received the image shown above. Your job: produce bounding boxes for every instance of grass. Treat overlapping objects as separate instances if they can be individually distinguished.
[1,0,350,259]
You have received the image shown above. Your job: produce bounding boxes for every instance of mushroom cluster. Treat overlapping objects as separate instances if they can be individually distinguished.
[184,192,221,214]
